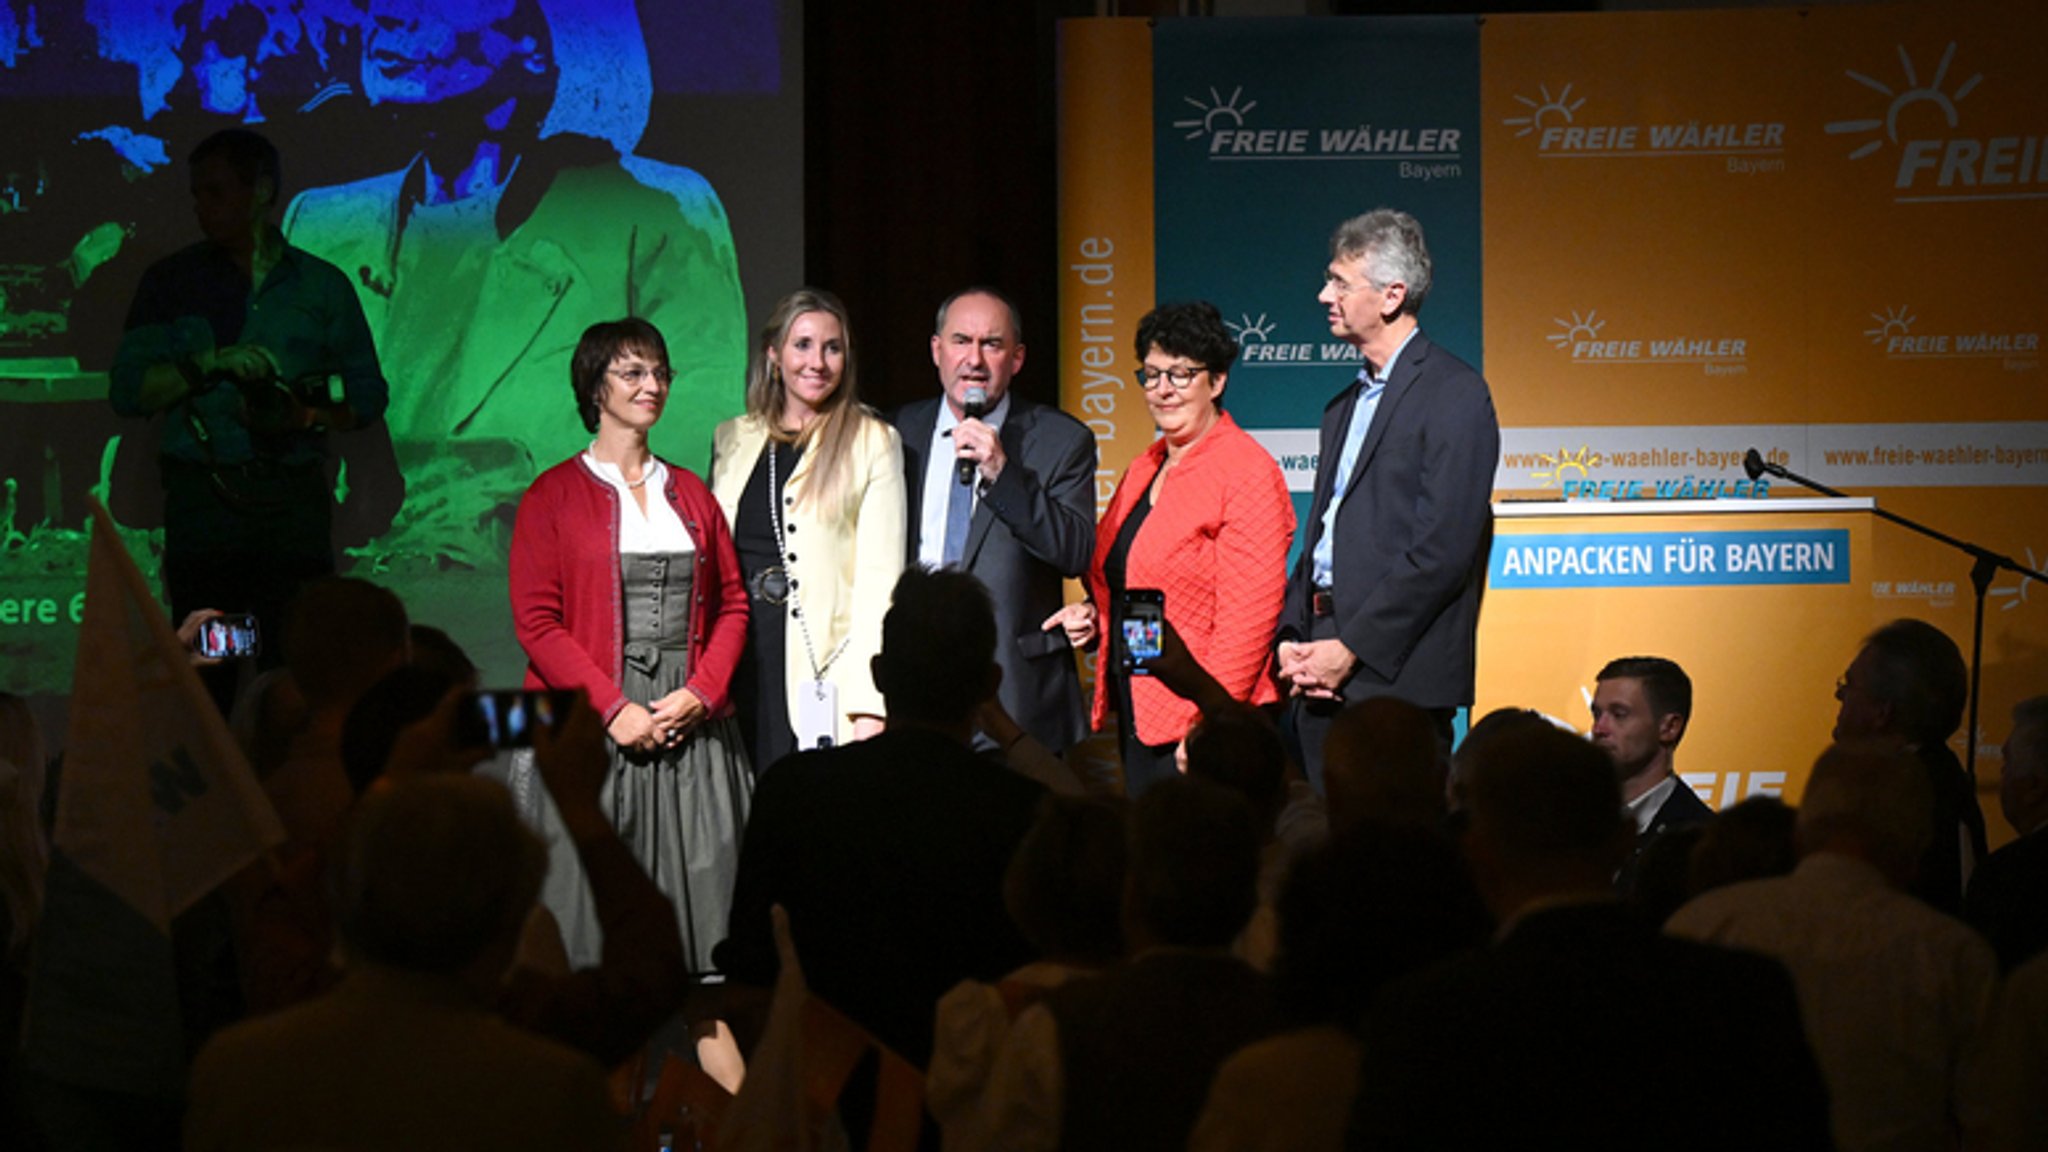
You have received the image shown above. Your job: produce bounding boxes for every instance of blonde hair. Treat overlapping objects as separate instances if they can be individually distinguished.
[0,693,49,964]
[745,287,879,515]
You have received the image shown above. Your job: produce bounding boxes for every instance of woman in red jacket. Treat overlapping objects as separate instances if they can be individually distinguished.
[509,317,750,973]
[1087,301,1295,797]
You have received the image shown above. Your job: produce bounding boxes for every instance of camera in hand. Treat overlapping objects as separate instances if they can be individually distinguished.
[235,371,343,437]
[458,690,575,750]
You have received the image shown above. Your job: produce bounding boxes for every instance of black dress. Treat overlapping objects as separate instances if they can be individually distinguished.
[732,440,803,772]
[1104,491,1179,797]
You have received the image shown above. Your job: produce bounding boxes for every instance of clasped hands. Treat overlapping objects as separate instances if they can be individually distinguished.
[1275,638,1357,701]
[608,688,709,754]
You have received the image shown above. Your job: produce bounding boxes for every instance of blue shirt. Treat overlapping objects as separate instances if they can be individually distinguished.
[1311,328,1420,588]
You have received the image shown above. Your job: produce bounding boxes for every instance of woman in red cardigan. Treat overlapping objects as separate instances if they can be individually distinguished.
[1086,301,1295,796]
[509,317,750,973]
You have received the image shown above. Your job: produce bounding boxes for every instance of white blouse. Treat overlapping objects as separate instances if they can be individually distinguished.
[582,452,697,556]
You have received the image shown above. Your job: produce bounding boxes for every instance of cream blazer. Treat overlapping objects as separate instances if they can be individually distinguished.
[710,412,906,744]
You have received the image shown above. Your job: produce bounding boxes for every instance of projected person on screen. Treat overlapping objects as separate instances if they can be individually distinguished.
[283,0,747,568]
[109,128,388,709]
[1276,209,1500,792]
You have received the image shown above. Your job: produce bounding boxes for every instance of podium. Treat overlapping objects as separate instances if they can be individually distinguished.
[1476,497,1874,810]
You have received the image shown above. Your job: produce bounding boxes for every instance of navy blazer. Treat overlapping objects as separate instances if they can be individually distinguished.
[1281,331,1499,709]
[892,396,1097,751]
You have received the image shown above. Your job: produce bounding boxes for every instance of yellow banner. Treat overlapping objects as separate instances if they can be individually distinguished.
[1057,18,1158,514]
[1482,8,1811,431]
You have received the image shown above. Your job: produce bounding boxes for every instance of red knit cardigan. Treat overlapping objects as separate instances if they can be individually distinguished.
[1087,411,1295,746]
[510,455,749,724]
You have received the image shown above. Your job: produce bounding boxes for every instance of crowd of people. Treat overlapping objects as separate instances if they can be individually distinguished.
[0,126,2042,1151]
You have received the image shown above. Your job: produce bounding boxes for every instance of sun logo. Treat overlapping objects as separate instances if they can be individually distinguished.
[1990,547,2038,613]
[1531,445,1602,488]
[1503,82,1586,137]
[1172,87,1257,141]
[1227,313,1276,343]
[1864,305,1916,345]
[1824,42,1982,161]
[1547,311,1603,353]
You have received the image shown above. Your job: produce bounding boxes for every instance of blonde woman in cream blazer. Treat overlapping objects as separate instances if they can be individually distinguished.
[710,289,905,765]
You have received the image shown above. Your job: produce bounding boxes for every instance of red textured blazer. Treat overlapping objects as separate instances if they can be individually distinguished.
[510,455,749,724]
[1087,411,1295,746]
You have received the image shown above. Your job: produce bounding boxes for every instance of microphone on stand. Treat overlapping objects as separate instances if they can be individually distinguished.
[957,386,989,486]
[1742,448,1789,482]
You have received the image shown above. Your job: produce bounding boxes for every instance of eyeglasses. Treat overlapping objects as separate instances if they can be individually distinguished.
[609,366,674,386]
[1133,364,1208,392]
[1323,271,1378,298]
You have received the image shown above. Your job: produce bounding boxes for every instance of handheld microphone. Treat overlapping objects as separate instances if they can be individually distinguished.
[957,386,989,485]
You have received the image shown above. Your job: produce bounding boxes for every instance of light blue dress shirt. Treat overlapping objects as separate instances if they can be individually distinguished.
[1311,328,1420,589]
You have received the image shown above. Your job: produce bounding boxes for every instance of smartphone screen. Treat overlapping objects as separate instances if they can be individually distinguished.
[197,614,261,659]
[1118,589,1165,676]
[460,690,574,749]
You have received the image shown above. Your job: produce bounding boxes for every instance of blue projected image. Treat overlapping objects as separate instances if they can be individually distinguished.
[0,0,794,694]
[1,0,777,365]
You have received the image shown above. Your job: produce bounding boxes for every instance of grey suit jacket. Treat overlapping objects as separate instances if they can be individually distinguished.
[891,396,1096,750]
[1281,331,1499,709]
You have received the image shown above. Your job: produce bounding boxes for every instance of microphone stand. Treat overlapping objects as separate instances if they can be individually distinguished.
[1746,450,2048,782]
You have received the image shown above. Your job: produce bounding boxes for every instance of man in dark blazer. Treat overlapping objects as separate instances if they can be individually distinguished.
[712,567,1046,1069]
[1591,655,1715,894]
[891,288,1097,753]
[1277,210,1500,791]
[1350,726,1832,1151]
[1832,618,1989,914]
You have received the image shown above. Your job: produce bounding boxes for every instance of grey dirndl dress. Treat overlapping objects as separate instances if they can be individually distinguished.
[525,551,753,974]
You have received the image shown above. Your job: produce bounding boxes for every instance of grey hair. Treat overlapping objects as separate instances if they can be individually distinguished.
[1331,208,1433,316]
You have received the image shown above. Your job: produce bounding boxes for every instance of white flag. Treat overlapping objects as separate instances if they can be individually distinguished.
[57,499,284,933]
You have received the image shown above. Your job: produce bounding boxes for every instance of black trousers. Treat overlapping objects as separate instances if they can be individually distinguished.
[1285,614,1454,795]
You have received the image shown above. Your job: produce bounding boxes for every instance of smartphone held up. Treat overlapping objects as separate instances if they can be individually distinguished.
[196,614,261,659]
[1118,588,1165,675]
[458,689,576,750]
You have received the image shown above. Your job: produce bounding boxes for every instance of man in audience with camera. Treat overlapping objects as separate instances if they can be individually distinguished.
[110,127,386,709]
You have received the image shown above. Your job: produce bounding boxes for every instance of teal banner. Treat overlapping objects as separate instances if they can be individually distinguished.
[1152,17,1484,487]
